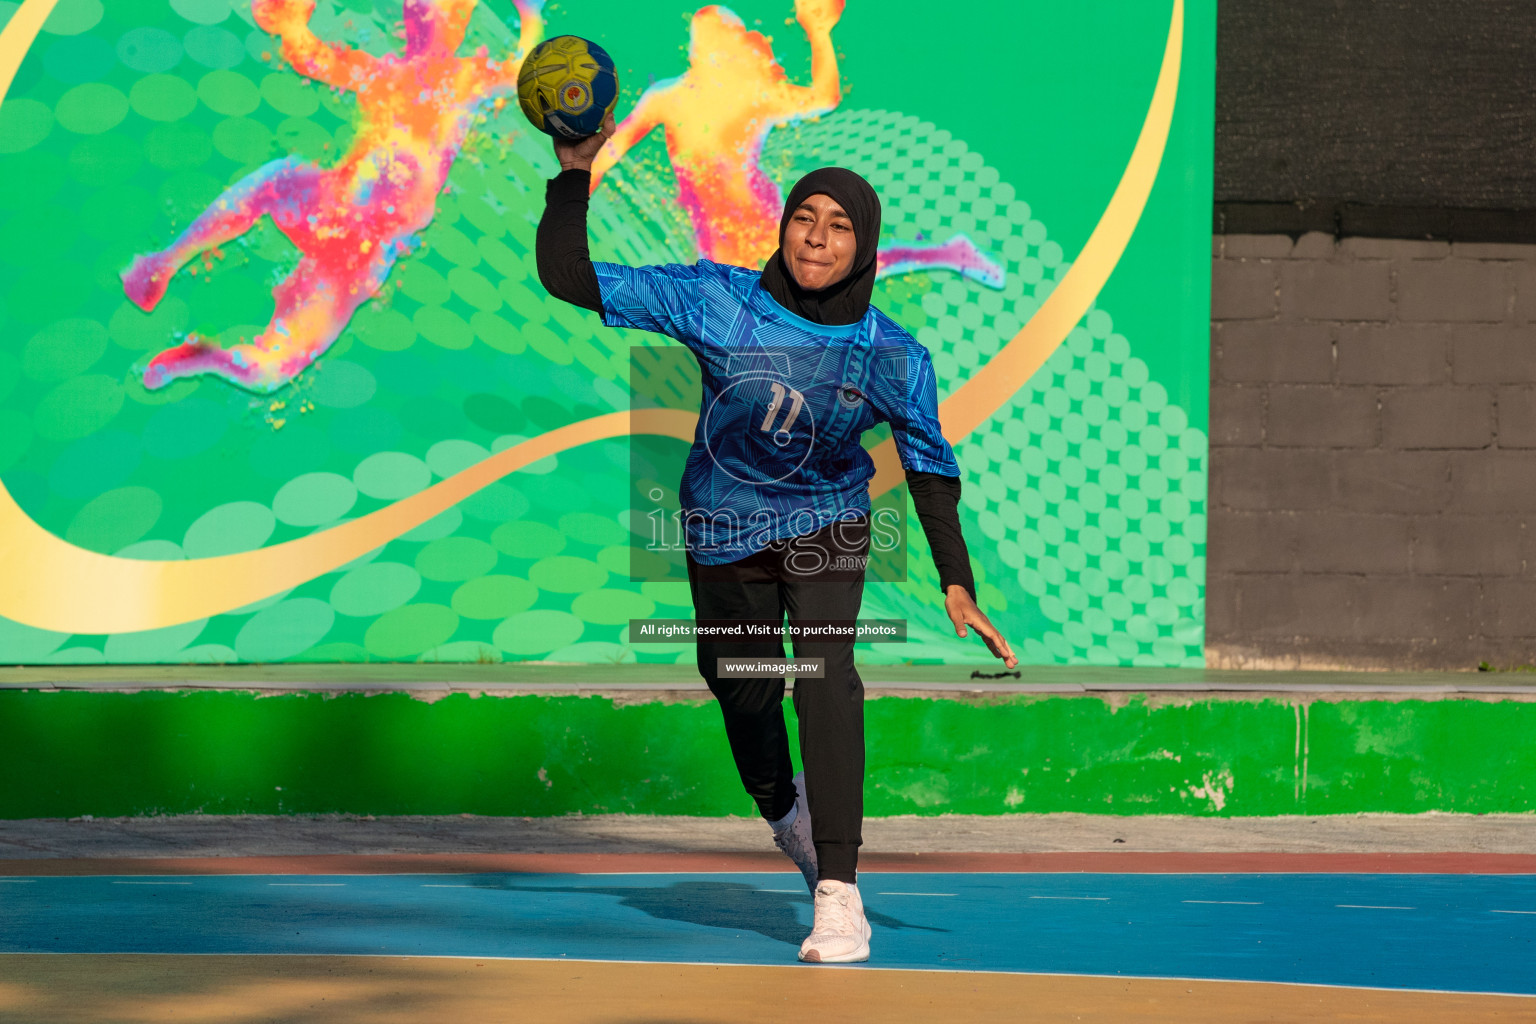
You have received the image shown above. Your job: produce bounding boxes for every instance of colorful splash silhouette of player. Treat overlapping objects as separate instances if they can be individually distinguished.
[121,0,545,393]
[589,0,1004,289]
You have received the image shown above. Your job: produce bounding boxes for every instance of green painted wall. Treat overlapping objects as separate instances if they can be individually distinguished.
[0,0,1215,669]
[4,689,1533,818]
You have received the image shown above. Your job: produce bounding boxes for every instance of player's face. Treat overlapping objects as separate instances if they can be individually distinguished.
[785,193,856,292]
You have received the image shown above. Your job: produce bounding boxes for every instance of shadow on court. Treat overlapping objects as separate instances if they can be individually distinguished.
[501,880,949,946]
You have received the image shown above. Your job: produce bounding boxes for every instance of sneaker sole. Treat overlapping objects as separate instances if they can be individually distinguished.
[797,943,869,964]
[798,921,872,964]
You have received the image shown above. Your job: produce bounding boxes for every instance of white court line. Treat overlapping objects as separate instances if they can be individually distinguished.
[1492,909,1536,915]
[1337,904,1414,910]
[756,889,803,893]
[111,881,192,886]
[1030,896,1109,901]
[1183,900,1262,905]
[421,884,499,889]
[269,883,346,887]
[0,879,36,883]
[877,892,956,897]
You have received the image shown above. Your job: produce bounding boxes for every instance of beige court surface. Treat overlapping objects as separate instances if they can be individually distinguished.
[2,956,1533,1024]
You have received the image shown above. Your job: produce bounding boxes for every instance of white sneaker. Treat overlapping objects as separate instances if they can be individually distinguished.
[771,771,818,894]
[798,879,871,963]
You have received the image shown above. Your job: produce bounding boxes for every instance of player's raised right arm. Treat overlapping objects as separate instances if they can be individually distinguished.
[535,112,616,313]
[253,0,377,92]
[536,111,703,342]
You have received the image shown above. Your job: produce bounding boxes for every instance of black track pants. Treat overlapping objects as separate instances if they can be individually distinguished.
[685,515,869,884]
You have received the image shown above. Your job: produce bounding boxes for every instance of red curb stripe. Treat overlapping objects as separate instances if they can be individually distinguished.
[3,851,1534,876]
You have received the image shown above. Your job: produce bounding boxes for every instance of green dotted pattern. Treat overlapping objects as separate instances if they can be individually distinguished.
[759,111,1207,668]
[0,1,1203,667]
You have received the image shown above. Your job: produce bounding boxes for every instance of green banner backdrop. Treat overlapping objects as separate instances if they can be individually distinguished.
[0,0,1213,667]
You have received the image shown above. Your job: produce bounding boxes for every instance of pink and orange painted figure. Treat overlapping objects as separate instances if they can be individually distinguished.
[589,0,1004,289]
[121,0,545,393]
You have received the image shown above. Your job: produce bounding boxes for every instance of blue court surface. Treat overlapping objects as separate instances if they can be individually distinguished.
[2,871,1534,995]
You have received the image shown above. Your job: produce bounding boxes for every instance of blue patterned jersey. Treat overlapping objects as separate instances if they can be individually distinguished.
[596,259,960,565]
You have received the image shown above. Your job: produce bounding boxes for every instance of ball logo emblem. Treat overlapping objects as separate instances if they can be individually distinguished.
[560,81,591,114]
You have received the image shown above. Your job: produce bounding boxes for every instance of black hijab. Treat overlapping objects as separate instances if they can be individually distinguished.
[758,166,881,326]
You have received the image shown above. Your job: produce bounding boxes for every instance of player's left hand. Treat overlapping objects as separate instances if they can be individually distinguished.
[553,110,617,173]
[945,586,1018,669]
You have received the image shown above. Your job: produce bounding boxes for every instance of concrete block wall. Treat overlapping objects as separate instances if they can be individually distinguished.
[1208,233,1536,670]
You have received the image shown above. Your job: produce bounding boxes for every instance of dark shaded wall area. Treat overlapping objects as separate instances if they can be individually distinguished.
[1216,1,1536,240]
[1206,3,1536,668]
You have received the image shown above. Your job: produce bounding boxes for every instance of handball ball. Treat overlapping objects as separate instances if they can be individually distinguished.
[517,35,618,141]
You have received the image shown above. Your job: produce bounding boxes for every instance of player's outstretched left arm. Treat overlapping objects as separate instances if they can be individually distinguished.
[253,0,377,92]
[889,349,1017,670]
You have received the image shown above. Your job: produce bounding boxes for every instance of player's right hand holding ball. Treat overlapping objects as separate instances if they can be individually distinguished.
[553,110,616,173]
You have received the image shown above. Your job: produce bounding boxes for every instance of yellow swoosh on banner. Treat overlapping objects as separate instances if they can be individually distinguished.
[0,0,1182,634]
[0,0,55,100]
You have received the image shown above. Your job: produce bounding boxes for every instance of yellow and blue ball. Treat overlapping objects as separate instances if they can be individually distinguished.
[517,35,618,141]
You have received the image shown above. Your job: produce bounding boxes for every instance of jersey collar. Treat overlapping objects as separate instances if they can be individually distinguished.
[747,274,867,338]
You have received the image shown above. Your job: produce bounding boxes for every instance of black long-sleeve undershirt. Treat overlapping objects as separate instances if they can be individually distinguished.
[537,169,604,312]
[902,470,976,602]
[536,169,978,602]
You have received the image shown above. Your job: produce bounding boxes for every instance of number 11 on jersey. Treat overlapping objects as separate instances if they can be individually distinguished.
[760,381,805,435]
